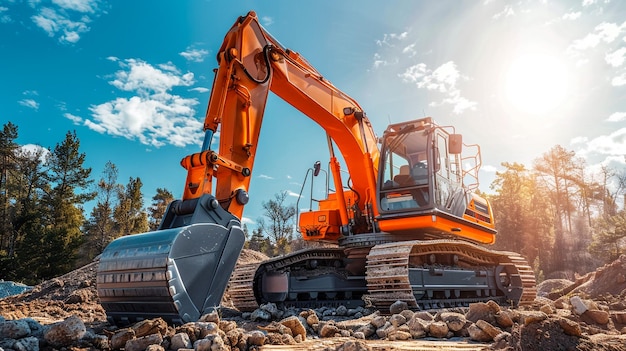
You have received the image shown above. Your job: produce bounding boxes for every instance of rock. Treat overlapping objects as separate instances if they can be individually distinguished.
[260,302,281,319]
[440,312,466,332]
[43,315,86,347]
[375,322,391,339]
[306,313,319,327]
[320,323,340,338]
[400,310,415,321]
[247,330,267,346]
[370,315,387,329]
[407,314,429,338]
[353,331,366,339]
[466,302,497,324]
[520,311,548,325]
[170,332,192,349]
[14,336,39,351]
[356,323,376,338]
[145,345,165,351]
[251,308,272,321]
[428,321,449,338]
[0,319,31,339]
[336,305,348,316]
[110,328,135,350]
[611,311,626,324]
[540,304,554,315]
[475,320,501,339]
[468,323,492,342]
[486,300,501,314]
[199,310,220,324]
[64,288,91,304]
[389,300,408,315]
[132,318,167,337]
[570,296,589,315]
[495,310,514,328]
[412,311,434,321]
[336,339,372,351]
[558,318,582,337]
[225,328,244,347]
[389,314,407,327]
[194,338,212,351]
[388,330,412,340]
[584,309,610,325]
[280,316,306,340]
[198,322,219,338]
[125,333,163,351]
[219,320,237,333]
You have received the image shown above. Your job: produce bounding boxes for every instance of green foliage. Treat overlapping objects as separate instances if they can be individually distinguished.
[148,187,174,231]
[589,211,626,263]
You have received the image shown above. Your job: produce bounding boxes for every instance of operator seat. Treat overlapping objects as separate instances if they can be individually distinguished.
[393,165,414,186]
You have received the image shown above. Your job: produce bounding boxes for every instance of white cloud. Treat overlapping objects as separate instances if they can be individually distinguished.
[376,32,408,47]
[18,98,39,110]
[180,47,209,62]
[241,217,255,225]
[110,59,194,95]
[611,71,626,86]
[20,144,50,162]
[482,165,497,173]
[11,0,104,43]
[399,61,476,114]
[492,5,515,19]
[402,43,416,57]
[562,12,581,20]
[576,128,626,157]
[52,0,97,13]
[607,112,626,122]
[190,87,209,93]
[605,47,626,67]
[258,174,274,180]
[261,16,273,27]
[568,22,625,53]
[286,190,300,198]
[64,112,83,124]
[86,59,203,148]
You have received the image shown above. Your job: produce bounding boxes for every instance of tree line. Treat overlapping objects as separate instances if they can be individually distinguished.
[489,145,626,280]
[0,122,174,284]
[1,120,625,285]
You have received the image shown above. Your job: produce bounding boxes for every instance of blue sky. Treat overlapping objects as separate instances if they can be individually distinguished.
[2,0,625,229]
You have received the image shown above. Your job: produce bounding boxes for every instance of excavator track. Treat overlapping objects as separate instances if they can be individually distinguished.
[365,240,536,311]
[226,240,536,313]
[227,261,262,312]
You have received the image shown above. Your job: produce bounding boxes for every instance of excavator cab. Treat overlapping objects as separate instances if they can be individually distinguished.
[375,117,495,242]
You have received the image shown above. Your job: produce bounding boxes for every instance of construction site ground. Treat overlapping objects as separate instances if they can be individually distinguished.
[0,250,625,351]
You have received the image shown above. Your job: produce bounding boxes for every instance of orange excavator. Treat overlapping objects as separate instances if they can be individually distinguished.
[96,11,536,325]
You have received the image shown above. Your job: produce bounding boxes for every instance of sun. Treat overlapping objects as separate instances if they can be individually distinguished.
[505,54,569,115]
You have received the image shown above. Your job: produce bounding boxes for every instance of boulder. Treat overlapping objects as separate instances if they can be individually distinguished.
[0,319,31,339]
[558,318,582,337]
[439,312,466,332]
[428,321,449,338]
[124,333,163,351]
[280,316,306,340]
[468,323,492,342]
[389,300,409,315]
[43,315,86,347]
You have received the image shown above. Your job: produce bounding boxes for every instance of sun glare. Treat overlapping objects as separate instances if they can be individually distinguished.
[505,54,569,115]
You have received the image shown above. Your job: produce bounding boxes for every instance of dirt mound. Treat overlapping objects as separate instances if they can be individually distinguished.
[548,255,626,300]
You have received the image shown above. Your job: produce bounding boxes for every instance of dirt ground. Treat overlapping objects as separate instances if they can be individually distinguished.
[1,251,625,351]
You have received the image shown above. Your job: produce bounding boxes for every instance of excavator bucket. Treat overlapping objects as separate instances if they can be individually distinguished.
[96,194,245,325]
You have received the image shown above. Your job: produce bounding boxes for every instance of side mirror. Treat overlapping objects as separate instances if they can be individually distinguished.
[449,134,462,154]
[313,161,321,177]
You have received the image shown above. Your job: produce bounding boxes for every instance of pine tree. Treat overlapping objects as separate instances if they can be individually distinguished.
[114,177,149,236]
[81,161,121,263]
[148,187,174,231]
[38,131,95,279]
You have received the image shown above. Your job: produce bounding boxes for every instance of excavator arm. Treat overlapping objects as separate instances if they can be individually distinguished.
[182,11,380,224]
